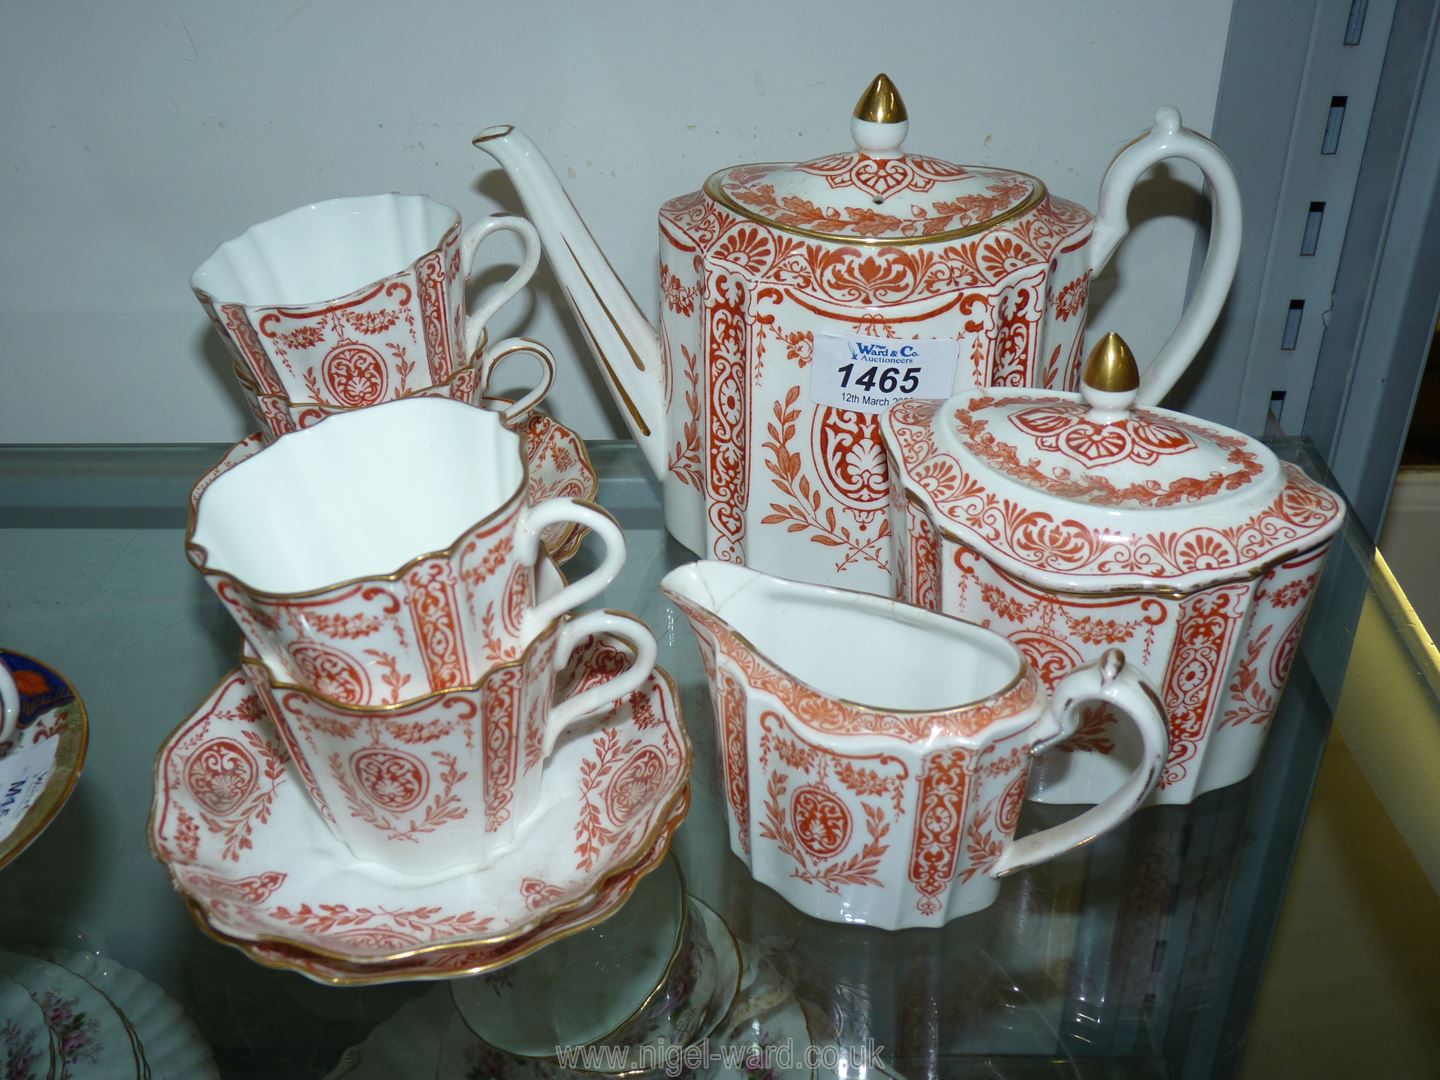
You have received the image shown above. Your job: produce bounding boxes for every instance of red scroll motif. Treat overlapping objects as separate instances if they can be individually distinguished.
[1008,404,1197,468]
[606,746,668,825]
[350,747,428,813]
[793,152,972,199]
[289,642,371,705]
[727,163,1034,241]
[791,784,853,859]
[910,747,969,914]
[219,303,285,394]
[812,408,889,511]
[706,271,750,561]
[1161,585,1252,786]
[416,244,455,383]
[717,670,751,854]
[404,562,467,690]
[186,737,259,815]
[483,666,521,830]
[321,341,389,406]
[997,772,1026,835]
[1009,631,1084,693]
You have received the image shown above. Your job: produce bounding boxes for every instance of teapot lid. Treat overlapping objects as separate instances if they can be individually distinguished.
[883,334,1346,591]
[705,74,1047,245]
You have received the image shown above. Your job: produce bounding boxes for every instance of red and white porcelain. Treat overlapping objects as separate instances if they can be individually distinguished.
[661,561,1167,928]
[239,336,556,443]
[189,789,690,986]
[476,75,1240,595]
[238,606,656,876]
[149,633,692,964]
[192,194,541,407]
[187,399,625,707]
[189,403,599,567]
[882,334,1346,805]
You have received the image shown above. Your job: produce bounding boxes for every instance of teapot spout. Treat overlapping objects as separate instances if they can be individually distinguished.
[473,125,666,479]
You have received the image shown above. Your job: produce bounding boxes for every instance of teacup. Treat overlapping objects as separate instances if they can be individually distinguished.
[238,337,556,444]
[661,561,1170,929]
[240,607,656,875]
[192,194,544,407]
[188,398,626,706]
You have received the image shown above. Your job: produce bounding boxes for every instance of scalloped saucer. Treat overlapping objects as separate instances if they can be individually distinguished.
[183,788,688,986]
[150,635,691,966]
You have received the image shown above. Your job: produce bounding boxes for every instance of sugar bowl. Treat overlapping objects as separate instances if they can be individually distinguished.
[882,333,1346,805]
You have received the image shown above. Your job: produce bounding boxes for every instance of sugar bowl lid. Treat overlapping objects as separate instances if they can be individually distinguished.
[883,333,1346,592]
[704,74,1047,244]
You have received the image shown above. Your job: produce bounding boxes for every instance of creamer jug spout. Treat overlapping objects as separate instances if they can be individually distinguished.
[473,124,666,478]
[658,561,773,635]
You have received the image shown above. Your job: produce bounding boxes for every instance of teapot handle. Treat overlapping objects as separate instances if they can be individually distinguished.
[1089,107,1242,406]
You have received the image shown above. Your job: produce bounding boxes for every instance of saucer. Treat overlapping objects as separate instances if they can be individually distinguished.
[187,398,598,565]
[0,950,137,1079]
[183,788,688,986]
[150,636,691,964]
[24,947,218,1079]
[0,650,88,871]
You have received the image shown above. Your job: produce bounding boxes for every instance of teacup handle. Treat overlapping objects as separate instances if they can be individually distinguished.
[459,213,542,360]
[540,610,658,756]
[475,336,556,425]
[0,662,19,744]
[1090,107,1242,406]
[517,499,627,640]
[990,650,1168,878]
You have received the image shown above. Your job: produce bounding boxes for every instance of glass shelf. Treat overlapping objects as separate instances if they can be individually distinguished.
[0,438,1413,1078]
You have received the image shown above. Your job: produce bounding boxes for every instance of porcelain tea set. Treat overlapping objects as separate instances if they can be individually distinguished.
[146,73,1343,1002]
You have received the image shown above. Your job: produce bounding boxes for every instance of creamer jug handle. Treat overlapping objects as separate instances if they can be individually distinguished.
[990,650,1168,878]
[1090,107,1241,406]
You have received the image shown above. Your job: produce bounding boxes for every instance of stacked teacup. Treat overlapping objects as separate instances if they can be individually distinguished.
[186,394,658,876]
[184,192,661,878]
[154,194,692,984]
[192,193,555,440]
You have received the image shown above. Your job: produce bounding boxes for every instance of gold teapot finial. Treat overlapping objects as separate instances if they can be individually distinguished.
[853,74,907,124]
[1082,332,1141,394]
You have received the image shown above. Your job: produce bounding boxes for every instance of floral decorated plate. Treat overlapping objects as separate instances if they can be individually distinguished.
[150,640,691,965]
[0,651,87,873]
[22,948,217,1079]
[186,399,597,565]
[183,788,689,986]
[0,970,56,1080]
[0,951,138,1079]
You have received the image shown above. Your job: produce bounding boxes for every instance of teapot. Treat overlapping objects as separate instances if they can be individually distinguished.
[475,75,1240,594]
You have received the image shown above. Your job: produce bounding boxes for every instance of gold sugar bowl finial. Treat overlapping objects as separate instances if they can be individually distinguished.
[1081,332,1142,415]
[853,73,908,124]
[851,74,909,157]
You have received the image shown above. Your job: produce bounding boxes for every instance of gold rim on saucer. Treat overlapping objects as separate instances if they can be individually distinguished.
[148,665,693,964]
[178,788,691,985]
[0,651,89,871]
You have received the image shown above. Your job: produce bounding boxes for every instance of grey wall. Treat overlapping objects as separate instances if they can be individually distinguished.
[0,0,1234,443]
